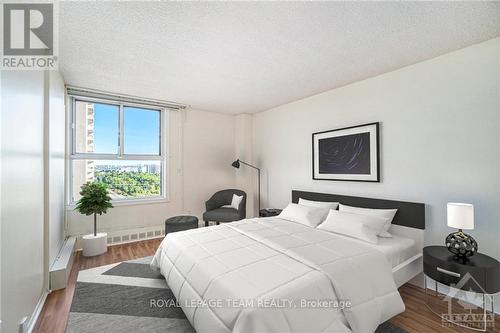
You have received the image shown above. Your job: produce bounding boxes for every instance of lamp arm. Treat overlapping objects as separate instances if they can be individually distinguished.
[237,160,261,212]
[238,160,260,171]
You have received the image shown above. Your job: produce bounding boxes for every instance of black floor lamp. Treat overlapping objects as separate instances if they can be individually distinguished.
[231,159,260,213]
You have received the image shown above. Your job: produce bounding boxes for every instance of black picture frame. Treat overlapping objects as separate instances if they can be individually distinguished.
[312,122,380,182]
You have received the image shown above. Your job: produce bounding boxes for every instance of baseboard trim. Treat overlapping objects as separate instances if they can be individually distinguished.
[49,237,77,291]
[74,235,164,253]
[71,224,168,250]
[25,289,49,333]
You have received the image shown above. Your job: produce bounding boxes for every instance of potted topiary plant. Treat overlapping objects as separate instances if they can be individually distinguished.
[76,182,113,257]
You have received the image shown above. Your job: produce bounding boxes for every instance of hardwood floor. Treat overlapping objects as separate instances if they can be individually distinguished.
[392,284,499,333]
[34,239,498,333]
[33,238,162,333]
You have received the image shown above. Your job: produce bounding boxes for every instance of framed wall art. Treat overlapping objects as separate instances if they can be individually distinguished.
[312,122,379,182]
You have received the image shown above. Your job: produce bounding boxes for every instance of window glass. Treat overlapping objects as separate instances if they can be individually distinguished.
[71,160,162,202]
[75,101,119,154]
[70,97,165,204]
[124,106,161,155]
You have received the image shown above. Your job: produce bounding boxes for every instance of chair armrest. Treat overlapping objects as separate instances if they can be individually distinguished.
[237,198,246,219]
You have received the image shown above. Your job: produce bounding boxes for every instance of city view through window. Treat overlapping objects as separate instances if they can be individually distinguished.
[71,101,163,202]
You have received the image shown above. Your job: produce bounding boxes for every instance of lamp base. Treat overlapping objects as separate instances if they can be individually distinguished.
[445,229,477,258]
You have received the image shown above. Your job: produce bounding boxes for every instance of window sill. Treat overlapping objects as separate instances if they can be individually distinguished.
[66,197,169,210]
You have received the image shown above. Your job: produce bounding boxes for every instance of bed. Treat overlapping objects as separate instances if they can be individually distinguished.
[151,190,425,333]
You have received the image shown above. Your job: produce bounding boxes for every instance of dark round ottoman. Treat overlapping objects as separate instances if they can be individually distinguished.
[165,215,198,235]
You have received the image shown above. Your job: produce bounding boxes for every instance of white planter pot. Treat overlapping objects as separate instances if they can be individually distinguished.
[82,233,108,257]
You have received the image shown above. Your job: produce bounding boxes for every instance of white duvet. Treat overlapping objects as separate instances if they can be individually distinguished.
[151,217,405,333]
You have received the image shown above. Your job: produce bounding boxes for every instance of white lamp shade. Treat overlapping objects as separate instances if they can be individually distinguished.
[447,203,474,230]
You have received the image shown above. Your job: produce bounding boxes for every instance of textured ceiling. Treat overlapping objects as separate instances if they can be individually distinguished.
[59,1,500,114]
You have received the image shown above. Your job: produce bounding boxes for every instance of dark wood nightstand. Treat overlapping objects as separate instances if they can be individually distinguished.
[423,246,500,331]
[259,209,282,217]
[424,246,500,294]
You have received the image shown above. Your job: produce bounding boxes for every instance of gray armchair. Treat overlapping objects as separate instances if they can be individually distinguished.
[203,189,246,226]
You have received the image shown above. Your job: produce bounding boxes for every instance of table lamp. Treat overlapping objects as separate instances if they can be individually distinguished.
[445,203,477,258]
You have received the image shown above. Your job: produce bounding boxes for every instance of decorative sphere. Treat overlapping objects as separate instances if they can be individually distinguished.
[445,232,477,257]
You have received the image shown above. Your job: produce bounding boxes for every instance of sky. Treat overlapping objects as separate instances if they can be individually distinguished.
[93,103,160,155]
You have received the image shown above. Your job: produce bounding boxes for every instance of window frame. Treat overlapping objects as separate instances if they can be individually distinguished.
[67,95,169,206]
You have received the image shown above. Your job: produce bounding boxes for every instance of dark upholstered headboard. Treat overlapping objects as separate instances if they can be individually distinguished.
[292,190,425,230]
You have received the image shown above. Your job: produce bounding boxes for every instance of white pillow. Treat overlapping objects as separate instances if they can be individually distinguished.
[339,204,397,238]
[278,203,329,227]
[318,210,389,244]
[222,194,243,210]
[299,198,339,210]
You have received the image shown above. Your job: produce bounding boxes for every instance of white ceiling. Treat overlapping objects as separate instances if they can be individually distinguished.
[59,1,500,114]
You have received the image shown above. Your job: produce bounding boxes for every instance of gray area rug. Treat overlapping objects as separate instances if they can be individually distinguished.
[67,256,408,333]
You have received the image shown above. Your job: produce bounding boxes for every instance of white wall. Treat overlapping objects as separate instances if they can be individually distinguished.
[253,38,500,261]
[46,71,67,266]
[1,71,46,332]
[234,114,257,217]
[183,109,237,218]
[66,108,237,236]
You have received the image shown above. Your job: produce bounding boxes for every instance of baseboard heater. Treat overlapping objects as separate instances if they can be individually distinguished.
[49,236,77,291]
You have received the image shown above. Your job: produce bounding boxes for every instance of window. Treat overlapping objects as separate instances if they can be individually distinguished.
[69,98,166,204]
